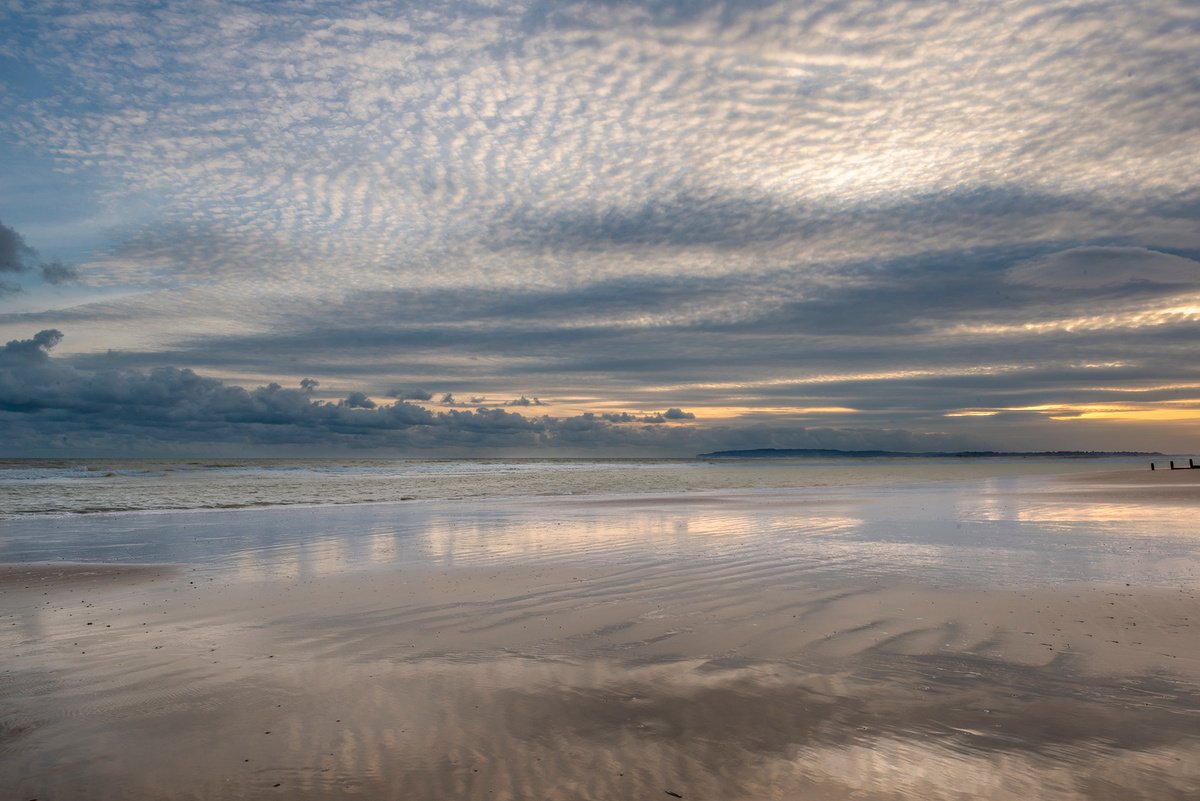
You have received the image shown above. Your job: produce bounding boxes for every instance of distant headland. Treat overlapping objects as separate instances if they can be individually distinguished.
[696,448,1164,459]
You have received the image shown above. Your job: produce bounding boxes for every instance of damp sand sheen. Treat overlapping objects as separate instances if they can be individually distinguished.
[2,461,1199,799]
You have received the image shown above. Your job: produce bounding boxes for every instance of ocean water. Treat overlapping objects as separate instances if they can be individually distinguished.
[0,456,1149,518]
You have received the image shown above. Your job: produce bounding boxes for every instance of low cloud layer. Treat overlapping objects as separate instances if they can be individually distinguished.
[0,330,980,456]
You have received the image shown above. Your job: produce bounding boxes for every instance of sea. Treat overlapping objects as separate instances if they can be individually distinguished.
[0,455,1150,518]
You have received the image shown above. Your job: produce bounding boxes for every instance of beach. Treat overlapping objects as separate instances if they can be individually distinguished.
[2,462,1199,799]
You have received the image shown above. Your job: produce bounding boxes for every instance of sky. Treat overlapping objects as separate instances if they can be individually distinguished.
[1,0,1199,456]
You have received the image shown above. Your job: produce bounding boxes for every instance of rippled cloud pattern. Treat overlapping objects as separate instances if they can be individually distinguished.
[1,1,1198,453]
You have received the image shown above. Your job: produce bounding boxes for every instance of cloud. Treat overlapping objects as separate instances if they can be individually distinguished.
[0,221,37,274]
[1007,247,1200,290]
[32,234,1196,455]
[0,329,982,455]
[39,259,80,285]
[0,328,63,360]
[0,329,536,449]
[2,2,1199,453]
[0,220,81,293]
[500,187,1133,261]
[7,0,1199,294]
[599,412,640,423]
[504,395,544,407]
[341,391,376,409]
[0,221,37,297]
[598,409,694,424]
[504,190,819,251]
[387,387,433,401]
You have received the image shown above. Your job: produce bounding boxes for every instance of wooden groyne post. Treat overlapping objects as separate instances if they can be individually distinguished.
[1154,458,1200,470]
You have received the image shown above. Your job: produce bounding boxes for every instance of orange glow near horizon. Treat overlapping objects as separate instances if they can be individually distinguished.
[945,401,1200,423]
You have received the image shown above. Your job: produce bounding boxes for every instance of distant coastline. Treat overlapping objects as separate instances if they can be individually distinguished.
[697,448,1164,459]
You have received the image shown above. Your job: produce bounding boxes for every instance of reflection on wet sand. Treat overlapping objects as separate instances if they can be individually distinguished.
[3,474,1200,799]
[5,646,1199,800]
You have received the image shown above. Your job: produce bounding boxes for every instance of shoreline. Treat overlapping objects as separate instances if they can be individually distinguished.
[1,457,1159,520]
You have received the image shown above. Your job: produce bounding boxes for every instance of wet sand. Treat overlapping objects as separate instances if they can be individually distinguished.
[0,562,178,590]
[3,473,1200,799]
[1045,466,1200,504]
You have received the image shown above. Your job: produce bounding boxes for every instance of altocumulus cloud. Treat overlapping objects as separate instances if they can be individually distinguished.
[2,1,1198,453]
[0,331,972,456]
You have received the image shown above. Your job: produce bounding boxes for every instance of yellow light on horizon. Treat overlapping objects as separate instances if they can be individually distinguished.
[945,401,1200,423]
[1048,408,1200,422]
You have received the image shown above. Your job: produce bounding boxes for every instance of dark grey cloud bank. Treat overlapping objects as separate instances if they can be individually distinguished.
[30,233,1196,454]
[1,330,974,456]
